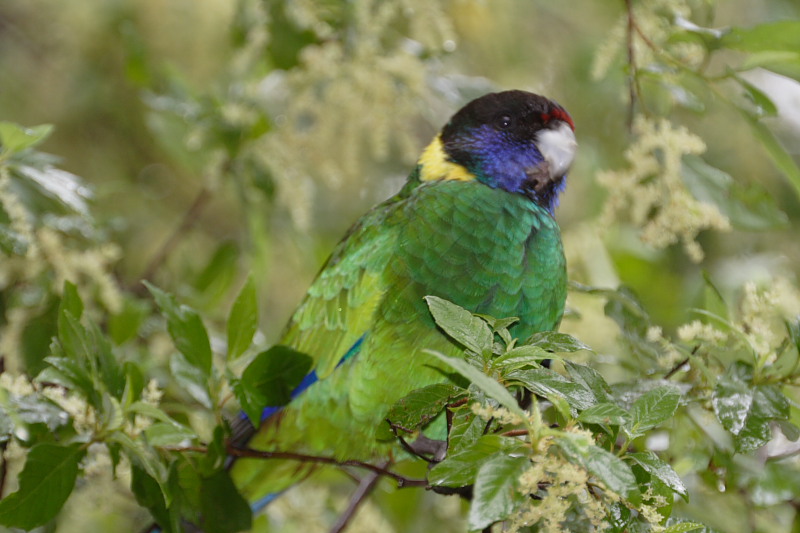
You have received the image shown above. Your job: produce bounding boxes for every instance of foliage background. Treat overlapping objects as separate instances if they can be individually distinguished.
[1,0,800,531]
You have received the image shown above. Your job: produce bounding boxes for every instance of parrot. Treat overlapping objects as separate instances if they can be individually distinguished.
[229,89,577,517]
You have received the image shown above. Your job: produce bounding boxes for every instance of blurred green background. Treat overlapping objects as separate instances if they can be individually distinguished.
[2,0,800,531]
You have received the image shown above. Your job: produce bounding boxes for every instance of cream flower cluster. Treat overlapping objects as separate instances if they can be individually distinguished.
[653,277,800,368]
[598,116,730,262]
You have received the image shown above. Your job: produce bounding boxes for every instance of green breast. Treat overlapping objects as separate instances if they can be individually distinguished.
[385,179,566,339]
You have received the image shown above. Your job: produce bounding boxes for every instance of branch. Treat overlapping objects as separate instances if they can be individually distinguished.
[501,429,529,437]
[329,462,388,533]
[225,444,427,488]
[133,186,213,295]
[624,0,637,131]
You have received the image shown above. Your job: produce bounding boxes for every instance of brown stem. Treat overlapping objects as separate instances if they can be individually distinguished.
[329,462,388,533]
[134,187,213,295]
[624,0,637,131]
[0,441,8,499]
[225,445,427,488]
[501,429,529,437]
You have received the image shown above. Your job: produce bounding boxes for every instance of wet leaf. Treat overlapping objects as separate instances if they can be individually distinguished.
[525,331,591,353]
[558,432,638,500]
[425,296,493,355]
[427,350,527,423]
[468,454,528,530]
[628,386,682,436]
[713,362,789,451]
[509,367,595,411]
[428,435,517,487]
[579,403,631,426]
[387,383,462,432]
[628,451,687,499]
[0,443,84,530]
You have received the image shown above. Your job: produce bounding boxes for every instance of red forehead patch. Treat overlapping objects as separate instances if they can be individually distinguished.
[541,107,575,131]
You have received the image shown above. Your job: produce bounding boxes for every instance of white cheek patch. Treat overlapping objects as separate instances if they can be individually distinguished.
[536,122,577,179]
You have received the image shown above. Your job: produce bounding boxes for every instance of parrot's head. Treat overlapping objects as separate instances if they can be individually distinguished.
[417,90,577,213]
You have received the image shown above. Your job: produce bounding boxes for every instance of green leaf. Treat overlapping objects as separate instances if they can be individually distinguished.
[428,435,517,487]
[227,277,258,360]
[199,469,252,533]
[525,331,591,353]
[237,345,312,424]
[548,394,572,421]
[426,350,528,424]
[566,361,615,404]
[663,522,705,533]
[111,432,168,493]
[387,383,462,432]
[750,460,800,506]
[509,367,595,411]
[132,401,198,447]
[56,311,91,363]
[739,51,800,81]
[88,320,125,398]
[448,409,485,454]
[743,114,800,198]
[144,423,196,447]
[425,296,493,355]
[109,298,150,345]
[628,386,681,436]
[131,463,176,533]
[721,21,800,53]
[468,454,528,530]
[146,282,213,376]
[122,361,146,407]
[43,356,95,400]
[493,345,554,372]
[713,361,789,452]
[0,122,53,155]
[170,352,212,408]
[59,281,83,321]
[557,433,638,500]
[701,272,730,322]
[628,451,687,499]
[734,75,778,117]
[682,155,787,231]
[0,443,84,530]
[10,394,69,432]
[194,241,240,306]
[579,403,631,426]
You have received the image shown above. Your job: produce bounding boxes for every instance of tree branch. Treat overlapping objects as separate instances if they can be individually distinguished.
[225,444,427,488]
[329,462,388,533]
[624,0,637,131]
[133,186,213,295]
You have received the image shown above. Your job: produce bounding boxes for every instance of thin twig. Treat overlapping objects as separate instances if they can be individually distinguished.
[664,346,698,379]
[134,187,213,295]
[624,0,637,131]
[329,462,388,533]
[664,357,690,379]
[225,445,427,488]
[0,441,8,499]
[501,429,529,437]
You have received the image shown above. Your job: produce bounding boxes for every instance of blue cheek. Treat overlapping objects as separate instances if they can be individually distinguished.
[470,128,545,194]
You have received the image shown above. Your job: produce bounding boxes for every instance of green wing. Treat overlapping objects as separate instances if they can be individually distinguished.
[280,195,404,378]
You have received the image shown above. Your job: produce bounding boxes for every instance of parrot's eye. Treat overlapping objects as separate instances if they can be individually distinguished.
[496,115,512,129]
